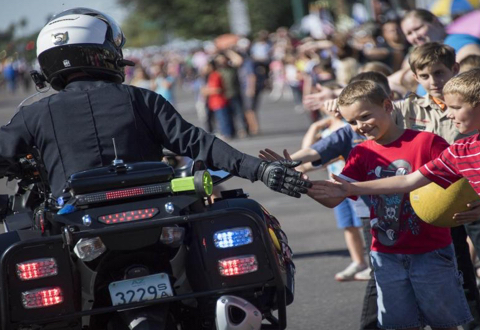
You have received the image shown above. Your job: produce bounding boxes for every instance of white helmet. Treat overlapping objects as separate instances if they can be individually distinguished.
[36,8,131,90]
[216,296,262,330]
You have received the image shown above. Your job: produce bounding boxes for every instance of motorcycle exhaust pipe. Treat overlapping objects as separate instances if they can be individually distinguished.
[119,304,171,330]
[215,295,262,330]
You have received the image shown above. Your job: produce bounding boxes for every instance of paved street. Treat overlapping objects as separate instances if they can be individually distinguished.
[0,85,368,329]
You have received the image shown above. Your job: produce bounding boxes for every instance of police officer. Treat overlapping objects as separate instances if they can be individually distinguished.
[0,8,310,198]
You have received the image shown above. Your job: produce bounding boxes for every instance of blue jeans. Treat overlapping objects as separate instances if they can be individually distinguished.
[228,96,248,133]
[370,244,473,329]
[333,199,362,229]
[212,107,234,138]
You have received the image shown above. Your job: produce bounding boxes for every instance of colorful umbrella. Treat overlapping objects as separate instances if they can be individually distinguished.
[431,0,480,17]
[447,9,480,38]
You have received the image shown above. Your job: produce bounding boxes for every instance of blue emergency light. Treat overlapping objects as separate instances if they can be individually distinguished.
[213,227,253,248]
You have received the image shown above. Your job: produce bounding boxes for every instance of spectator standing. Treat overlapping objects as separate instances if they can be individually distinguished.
[153,64,176,105]
[236,38,260,135]
[3,58,17,94]
[203,61,234,139]
[215,53,248,138]
[250,30,272,131]
[129,67,152,90]
[284,53,304,113]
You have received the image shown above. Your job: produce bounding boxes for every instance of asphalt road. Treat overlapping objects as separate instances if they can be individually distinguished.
[0,85,368,329]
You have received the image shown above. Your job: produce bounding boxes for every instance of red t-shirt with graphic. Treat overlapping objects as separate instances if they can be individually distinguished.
[207,71,228,111]
[340,129,452,254]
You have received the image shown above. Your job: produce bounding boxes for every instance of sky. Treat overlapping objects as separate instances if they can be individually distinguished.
[1,0,128,37]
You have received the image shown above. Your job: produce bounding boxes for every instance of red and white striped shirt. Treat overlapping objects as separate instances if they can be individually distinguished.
[420,133,480,195]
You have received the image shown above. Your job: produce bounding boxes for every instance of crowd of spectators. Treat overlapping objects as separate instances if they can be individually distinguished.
[118,8,412,140]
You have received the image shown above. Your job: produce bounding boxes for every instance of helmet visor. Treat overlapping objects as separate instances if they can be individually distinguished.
[50,7,125,47]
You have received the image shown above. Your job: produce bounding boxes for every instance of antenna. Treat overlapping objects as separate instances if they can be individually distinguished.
[112,138,118,159]
[112,138,124,166]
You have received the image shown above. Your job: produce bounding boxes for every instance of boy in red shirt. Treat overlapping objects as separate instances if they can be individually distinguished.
[308,79,472,330]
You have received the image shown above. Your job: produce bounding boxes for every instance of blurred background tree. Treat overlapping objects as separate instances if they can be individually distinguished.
[0,17,37,63]
[248,0,294,33]
[118,0,294,46]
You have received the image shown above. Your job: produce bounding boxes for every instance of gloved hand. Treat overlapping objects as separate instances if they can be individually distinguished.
[257,160,312,198]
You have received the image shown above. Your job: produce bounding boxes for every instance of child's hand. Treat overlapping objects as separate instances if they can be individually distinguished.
[259,148,292,162]
[322,98,341,118]
[302,84,335,111]
[307,174,353,199]
[453,201,480,224]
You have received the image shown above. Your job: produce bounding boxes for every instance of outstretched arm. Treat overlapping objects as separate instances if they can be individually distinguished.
[308,170,431,200]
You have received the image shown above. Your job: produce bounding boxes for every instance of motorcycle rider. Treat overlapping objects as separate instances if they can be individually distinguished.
[0,8,310,199]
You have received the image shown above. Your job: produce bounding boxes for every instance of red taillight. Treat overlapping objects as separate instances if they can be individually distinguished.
[98,208,159,224]
[16,258,58,281]
[218,255,258,276]
[22,287,63,309]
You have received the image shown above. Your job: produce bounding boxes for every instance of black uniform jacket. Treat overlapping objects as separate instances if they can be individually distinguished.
[0,80,261,197]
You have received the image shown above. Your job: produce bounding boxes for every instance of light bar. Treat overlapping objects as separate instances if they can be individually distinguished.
[218,255,258,277]
[16,258,58,281]
[22,287,63,309]
[98,208,159,224]
[214,227,253,249]
[76,183,171,205]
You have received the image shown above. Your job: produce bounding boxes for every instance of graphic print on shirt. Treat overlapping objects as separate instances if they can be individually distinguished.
[368,159,420,246]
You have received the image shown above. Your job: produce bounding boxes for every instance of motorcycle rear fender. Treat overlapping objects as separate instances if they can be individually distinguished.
[0,204,288,329]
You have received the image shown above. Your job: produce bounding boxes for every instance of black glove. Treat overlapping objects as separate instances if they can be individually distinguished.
[257,160,312,198]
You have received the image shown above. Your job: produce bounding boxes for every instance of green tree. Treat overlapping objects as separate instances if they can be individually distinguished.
[122,11,167,47]
[247,0,293,33]
[118,0,294,46]
[119,0,229,44]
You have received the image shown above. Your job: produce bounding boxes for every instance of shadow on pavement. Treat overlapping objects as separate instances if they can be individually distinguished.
[293,248,350,260]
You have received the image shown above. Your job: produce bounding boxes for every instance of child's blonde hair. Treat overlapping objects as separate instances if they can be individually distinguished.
[359,61,393,77]
[443,68,480,106]
[409,42,456,74]
[335,57,359,86]
[338,80,389,107]
[459,55,480,73]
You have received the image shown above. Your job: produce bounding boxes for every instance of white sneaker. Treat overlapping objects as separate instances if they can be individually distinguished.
[334,262,368,282]
[354,267,372,281]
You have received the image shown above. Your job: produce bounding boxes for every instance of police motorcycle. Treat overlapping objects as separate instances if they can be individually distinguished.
[0,150,295,330]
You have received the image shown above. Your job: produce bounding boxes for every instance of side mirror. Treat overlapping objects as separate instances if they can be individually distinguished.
[208,169,232,185]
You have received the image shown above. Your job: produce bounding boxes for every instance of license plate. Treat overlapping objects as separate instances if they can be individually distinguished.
[109,273,173,306]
